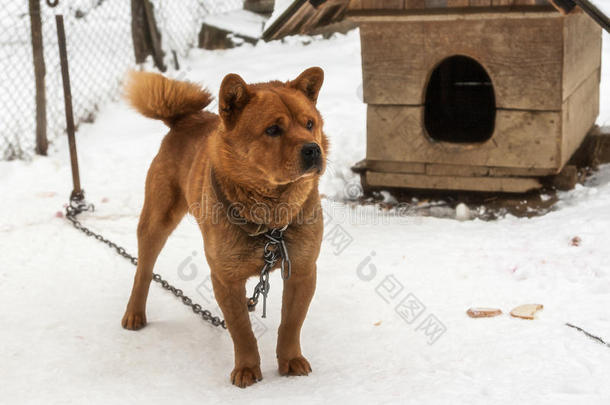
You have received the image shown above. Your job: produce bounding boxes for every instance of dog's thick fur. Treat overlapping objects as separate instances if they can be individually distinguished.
[121,68,328,388]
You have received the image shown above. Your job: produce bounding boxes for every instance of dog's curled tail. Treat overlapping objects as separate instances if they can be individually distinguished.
[125,71,213,127]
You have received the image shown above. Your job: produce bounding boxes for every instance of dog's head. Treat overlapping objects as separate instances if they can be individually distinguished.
[216,67,328,188]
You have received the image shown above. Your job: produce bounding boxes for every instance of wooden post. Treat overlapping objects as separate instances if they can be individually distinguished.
[244,0,275,14]
[131,0,150,64]
[28,0,48,156]
[142,0,166,71]
[130,0,166,71]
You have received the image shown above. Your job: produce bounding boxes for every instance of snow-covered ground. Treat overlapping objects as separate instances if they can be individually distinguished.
[2,30,610,404]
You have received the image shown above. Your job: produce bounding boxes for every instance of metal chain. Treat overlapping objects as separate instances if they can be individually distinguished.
[247,225,291,318]
[64,193,226,329]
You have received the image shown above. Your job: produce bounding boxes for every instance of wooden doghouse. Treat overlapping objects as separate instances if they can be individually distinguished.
[350,1,602,193]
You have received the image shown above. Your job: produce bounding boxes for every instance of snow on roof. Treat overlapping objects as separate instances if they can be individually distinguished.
[202,8,267,39]
[264,0,295,32]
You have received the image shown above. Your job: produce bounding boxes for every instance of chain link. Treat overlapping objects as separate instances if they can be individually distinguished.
[65,193,226,329]
[247,225,291,318]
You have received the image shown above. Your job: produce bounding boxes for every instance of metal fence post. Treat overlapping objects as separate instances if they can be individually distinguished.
[56,14,82,197]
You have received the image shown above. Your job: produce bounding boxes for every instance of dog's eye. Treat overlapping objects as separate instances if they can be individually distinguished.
[265,125,281,137]
[306,120,313,130]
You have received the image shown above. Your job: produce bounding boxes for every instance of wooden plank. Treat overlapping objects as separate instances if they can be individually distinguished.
[426,163,490,176]
[348,0,363,9]
[296,6,326,34]
[425,16,563,111]
[360,21,425,104]
[405,0,426,7]
[29,0,47,156]
[424,162,555,177]
[513,0,540,4]
[366,171,542,192]
[366,105,562,169]
[142,0,167,71]
[425,0,447,8]
[264,0,351,40]
[489,166,556,176]
[360,0,404,8]
[447,0,469,6]
[359,14,565,110]
[563,11,602,102]
[355,159,556,176]
[350,0,552,9]
[560,68,600,166]
[424,164,558,177]
[574,0,610,32]
[198,24,234,50]
[549,0,576,13]
[469,0,491,6]
[354,159,426,173]
[351,10,558,21]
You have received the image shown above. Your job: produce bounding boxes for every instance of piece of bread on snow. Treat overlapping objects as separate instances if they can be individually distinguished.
[467,307,502,318]
[510,304,543,320]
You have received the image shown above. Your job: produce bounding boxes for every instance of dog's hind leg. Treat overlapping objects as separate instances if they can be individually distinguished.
[122,167,187,330]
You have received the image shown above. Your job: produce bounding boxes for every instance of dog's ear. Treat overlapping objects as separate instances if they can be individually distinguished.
[219,73,250,129]
[290,67,324,104]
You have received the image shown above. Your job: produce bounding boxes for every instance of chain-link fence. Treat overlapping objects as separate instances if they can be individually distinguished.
[1,1,36,160]
[0,0,243,160]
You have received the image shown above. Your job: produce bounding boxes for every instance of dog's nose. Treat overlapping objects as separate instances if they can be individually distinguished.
[301,142,322,171]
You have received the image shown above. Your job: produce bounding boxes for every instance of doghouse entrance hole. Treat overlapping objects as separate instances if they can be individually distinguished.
[424,55,495,143]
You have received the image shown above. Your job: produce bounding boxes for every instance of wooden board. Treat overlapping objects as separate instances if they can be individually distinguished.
[405,0,427,8]
[357,125,610,192]
[365,70,598,174]
[560,68,600,166]
[360,0,404,8]
[424,163,556,176]
[349,0,553,9]
[353,159,427,174]
[448,0,470,6]
[365,171,542,192]
[366,104,562,170]
[563,11,602,101]
[359,21,426,105]
[263,0,350,41]
[354,159,557,176]
[359,13,567,110]
[469,0,492,6]
[551,0,610,32]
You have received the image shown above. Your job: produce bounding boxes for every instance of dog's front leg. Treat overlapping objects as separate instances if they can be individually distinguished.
[276,267,316,376]
[211,273,262,388]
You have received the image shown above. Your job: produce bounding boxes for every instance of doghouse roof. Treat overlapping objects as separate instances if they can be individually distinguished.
[348,0,556,13]
[348,0,610,32]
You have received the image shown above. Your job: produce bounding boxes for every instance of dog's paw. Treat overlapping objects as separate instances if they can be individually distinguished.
[121,311,147,330]
[278,355,312,376]
[231,365,262,388]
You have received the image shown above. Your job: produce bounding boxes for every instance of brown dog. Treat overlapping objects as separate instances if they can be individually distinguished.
[121,68,327,388]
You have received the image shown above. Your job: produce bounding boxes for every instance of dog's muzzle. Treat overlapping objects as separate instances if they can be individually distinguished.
[300,142,322,172]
